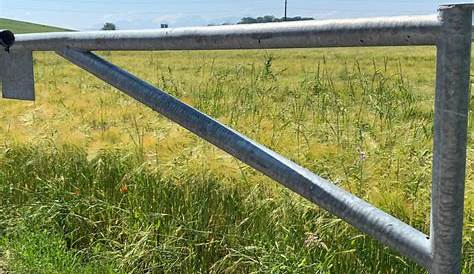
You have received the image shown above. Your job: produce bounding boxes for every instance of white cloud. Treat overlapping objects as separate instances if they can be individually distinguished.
[311,10,339,20]
[152,14,183,25]
[103,14,114,20]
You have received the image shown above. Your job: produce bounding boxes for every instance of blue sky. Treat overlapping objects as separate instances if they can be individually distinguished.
[0,1,471,30]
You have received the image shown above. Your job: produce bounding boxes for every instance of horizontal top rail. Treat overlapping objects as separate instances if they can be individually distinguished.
[12,14,441,52]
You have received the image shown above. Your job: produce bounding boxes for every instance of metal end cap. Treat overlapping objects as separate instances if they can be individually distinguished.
[0,30,15,51]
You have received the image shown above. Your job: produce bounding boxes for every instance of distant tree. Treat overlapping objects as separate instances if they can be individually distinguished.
[101,23,116,31]
[239,17,258,24]
[284,16,313,22]
[261,15,277,23]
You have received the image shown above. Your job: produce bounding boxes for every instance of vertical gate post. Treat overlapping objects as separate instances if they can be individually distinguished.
[431,4,472,274]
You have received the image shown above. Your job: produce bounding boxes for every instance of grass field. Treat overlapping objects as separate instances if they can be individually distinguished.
[0,45,472,273]
[0,18,70,34]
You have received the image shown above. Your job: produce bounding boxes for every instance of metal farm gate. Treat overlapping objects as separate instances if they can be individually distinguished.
[0,3,472,273]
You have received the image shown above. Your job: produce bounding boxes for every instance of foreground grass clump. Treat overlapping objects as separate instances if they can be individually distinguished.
[0,146,472,273]
[0,147,430,273]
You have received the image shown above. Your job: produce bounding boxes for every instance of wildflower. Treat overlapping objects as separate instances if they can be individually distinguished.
[304,233,318,247]
[358,149,366,161]
[120,184,128,194]
[304,232,328,250]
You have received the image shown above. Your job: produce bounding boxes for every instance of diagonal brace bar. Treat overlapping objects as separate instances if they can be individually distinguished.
[56,48,432,268]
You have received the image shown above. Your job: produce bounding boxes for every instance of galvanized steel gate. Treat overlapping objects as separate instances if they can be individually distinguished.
[0,3,472,273]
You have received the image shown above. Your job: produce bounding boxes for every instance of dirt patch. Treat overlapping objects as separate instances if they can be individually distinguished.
[0,251,9,274]
[0,261,6,274]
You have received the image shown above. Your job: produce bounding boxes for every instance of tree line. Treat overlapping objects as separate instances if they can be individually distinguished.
[238,15,314,24]
[101,15,314,30]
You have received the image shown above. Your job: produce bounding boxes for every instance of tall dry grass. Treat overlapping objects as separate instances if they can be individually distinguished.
[0,47,472,273]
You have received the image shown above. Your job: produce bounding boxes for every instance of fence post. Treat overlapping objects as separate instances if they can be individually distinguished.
[431,4,472,274]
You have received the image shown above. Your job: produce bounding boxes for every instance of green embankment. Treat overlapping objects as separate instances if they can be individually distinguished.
[0,18,70,34]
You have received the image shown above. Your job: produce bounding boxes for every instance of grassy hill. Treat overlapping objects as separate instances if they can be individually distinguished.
[0,18,70,34]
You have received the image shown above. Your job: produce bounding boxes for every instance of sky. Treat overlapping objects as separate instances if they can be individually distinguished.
[0,0,472,30]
